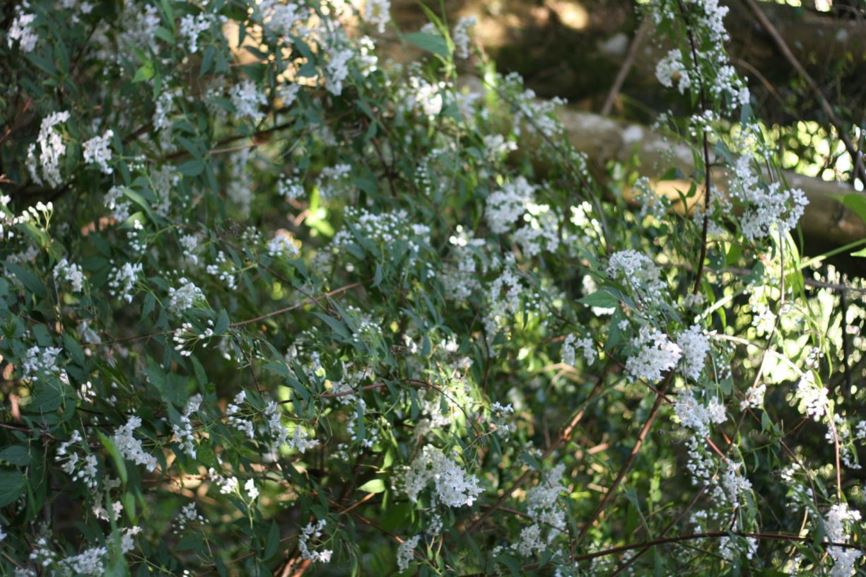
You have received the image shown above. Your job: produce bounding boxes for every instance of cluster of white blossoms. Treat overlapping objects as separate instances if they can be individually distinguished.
[795,371,830,422]
[655,48,690,94]
[824,504,864,577]
[26,111,70,188]
[676,325,709,381]
[452,16,478,60]
[729,156,808,241]
[485,176,535,234]
[53,258,85,293]
[298,519,333,564]
[8,6,38,52]
[440,226,486,302]
[404,445,482,508]
[362,0,390,34]
[325,44,354,96]
[179,12,220,53]
[607,249,666,304]
[513,464,566,557]
[56,430,99,491]
[113,415,158,472]
[316,162,352,199]
[21,346,63,382]
[230,79,267,124]
[172,394,203,459]
[82,129,114,174]
[168,278,205,313]
[561,334,596,367]
[108,262,143,303]
[674,388,727,437]
[333,208,431,257]
[267,232,300,257]
[396,534,421,572]
[625,326,681,384]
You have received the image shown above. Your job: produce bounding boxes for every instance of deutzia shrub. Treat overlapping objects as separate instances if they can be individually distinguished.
[1,1,865,576]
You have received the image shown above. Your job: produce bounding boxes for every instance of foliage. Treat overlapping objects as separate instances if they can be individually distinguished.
[1,0,866,576]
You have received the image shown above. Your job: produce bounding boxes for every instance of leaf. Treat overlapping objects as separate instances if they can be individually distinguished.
[133,61,154,83]
[0,470,26,507]
[851,247,866,258]
[358,478,386,494]
[5,262,46,298]
[98,432,128,485]
[178,159,205,177]
[264,521,280,559]
[841,193,866,225]
[578,289,619,309]
[404,31,449,58]
[0,446,31,466]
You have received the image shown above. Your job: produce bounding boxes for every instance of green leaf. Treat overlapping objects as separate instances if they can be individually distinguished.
[98,432,128,485]
[358,478,386,494]
[578,289,619,309]
[5,262,47,298]
[841,193,866,225]
[133,61,155,83]
[0,446,31,466]
[404,31,449,58]
[0,470,26,507]
[179,159,205,176]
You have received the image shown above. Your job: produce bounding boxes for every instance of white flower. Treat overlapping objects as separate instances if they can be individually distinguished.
[53,258,86,293]
[607,250,666,304]
[171,394,202,459]
[625,327,681,384]
[562,334,595,366]
[452,16,477,59]
[325,45,354,96]
[299,519,333,564]
[674,388,727,437]
[825,504,863,577]
[795,372,829,421]
[404,445,482,508]
[28,111,71,187]
[168,278,205,313]
[179,13,218,53]
[8,8,38,52]
[485,176,535,234]
[113,415,158,471]
[82,130,114,174]
[397,535,420,572]
[108,262,143,303]
[656,48,690,93]
[676,325,709,381]
[230,80,267,124]
[245,478,259,501]
[267,233,299,257]
[363,0,390,34]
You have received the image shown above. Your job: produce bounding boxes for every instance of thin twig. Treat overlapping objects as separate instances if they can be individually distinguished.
[601,18,651,117]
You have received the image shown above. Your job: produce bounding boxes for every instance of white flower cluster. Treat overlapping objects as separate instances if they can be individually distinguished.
[485,176,535,234]
[607,250,666,304]
[825,503,863,577]
[404,445,482,508]
[82,129,114,174]
[625,327,681,384]
[113,415,158,472]
[179,13,221,53]
[172,394,203,459]
[173,502,205,534]
[168,278,205,313]
[278,174,304,200]
[53,258,86,293]
[674,388,727,437]
[452,16,477,59]
[230,80,267,124]
[333,208,431,257]
[513,202,560,257]
[325,44,354,96]
[676,325,709,381]
[56,430,99,491]
[21,346,63,382]
[105,185,132,223]
[655,48,690,94]
[26,111,71,188]
[9,7,38,52]
[730,156,808,241]
[514,464,566,557]
[396,534,420,572]
[440,226,486,302]
[267,232,300,258]
[108,262,143,303]
[363,0,390,34]
[795,371,829,422]
[561,334,596,367]
[299,519,333,564]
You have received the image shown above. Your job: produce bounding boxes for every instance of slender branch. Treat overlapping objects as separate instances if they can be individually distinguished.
[601,18,650,117]
[230,282,360,327]
[743,0,866,184]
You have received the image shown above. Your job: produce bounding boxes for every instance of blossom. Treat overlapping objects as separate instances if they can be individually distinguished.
[625,327,681,384]
[113,415,158,471]
[53,258,86,292]
[404,445,482,508]
[452,16,477,59]
[656,49,690,93]
[168,278,205,313]
[82,130,114,174]
[363,0,390,34]
[230,80,267,124]
[676,325,709,381]
[325,45,354,96]
[299,519,333,563]
[8,8,38,52]
[485,176,535,234]
[27,111,71,187]
[397,535,420,571]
